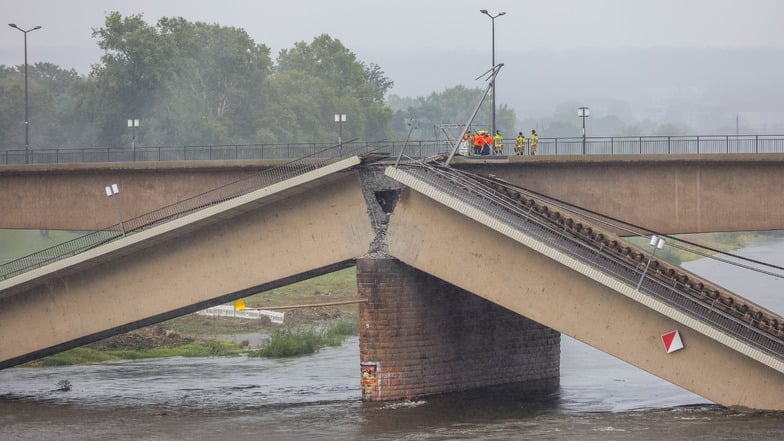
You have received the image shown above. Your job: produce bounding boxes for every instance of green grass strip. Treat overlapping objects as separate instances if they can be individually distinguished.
[249,315,358,358]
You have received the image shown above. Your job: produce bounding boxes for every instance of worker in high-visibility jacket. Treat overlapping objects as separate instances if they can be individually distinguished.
[530,129,539,155]
[478,130,492,155]
[492,130,504,155]
[515,132,526,155]
[472,130,485,155]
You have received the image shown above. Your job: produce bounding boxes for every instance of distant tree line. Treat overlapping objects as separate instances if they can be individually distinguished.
[0,13,394,150]
[0,12,698,152]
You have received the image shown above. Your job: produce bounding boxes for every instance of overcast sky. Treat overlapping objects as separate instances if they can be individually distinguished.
[3,0,784,100]
[4,0,783,58]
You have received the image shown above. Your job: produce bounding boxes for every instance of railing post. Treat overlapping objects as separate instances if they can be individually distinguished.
[555,138,558,155]
[697,136,700,154]
[611,137,614,155]
[639,137,642,154]
[756,135,759,153]
[726,135,729,153]
[668,136,671,154]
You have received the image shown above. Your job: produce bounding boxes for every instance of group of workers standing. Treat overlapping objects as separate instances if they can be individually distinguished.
[462,129,539,156]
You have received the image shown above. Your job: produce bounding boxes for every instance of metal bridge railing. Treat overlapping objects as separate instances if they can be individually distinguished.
[528,134,784,156]
[395,162,784,360]
[0,143,386,282]
[3,135,784,165]
[0,141,440,165]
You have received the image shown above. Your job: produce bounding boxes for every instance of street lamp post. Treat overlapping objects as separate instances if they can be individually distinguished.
[127,119,140,153]
[578,106,590,154]
[104,183,126,237]
[480,9,505,137]
[334,113,347,147]
[636,234,665,291]
[8,23,42,164]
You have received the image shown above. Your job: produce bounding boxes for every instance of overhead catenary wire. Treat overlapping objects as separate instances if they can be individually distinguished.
[461,170,784,279]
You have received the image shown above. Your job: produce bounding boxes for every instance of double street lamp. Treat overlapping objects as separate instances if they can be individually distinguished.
[8,23,42,164]
[480,9,505,137]
[127,119,140,152]
[104,183,125,237]
[334,113,347,147]
[636,234,665,291]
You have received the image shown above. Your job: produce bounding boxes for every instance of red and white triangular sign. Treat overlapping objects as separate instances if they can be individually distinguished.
[661,330,684,353]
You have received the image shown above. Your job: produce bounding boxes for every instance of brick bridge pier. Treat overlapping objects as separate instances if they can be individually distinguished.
[357,257,561,401]
[354,169,560,401]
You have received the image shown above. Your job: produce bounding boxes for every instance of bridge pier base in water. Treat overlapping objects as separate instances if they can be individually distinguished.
[357,257,560,401]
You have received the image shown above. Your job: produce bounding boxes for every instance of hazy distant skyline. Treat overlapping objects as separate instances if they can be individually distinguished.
[3,0,784,82]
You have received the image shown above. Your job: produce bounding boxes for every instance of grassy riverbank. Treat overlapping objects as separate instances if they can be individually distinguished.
[29,315,359,367]
[0,229,85,260]
[27,339,241,367]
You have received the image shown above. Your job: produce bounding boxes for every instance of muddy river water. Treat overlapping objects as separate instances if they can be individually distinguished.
[2,238,783,440]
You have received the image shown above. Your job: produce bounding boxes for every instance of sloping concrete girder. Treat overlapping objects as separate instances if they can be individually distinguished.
[384,166,784,411]
[0,158,375,368]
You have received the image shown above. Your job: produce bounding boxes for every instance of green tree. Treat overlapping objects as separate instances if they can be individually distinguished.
[89,12,173,146]
[0,73,24,149]
[0,64,62,151]
[272,34,393,143]
[28,63,81,148]
[78,13,273,147]
[4,17,398,151]
[259,70,337,143]
[145,17,272,145]
[28,63,81,109]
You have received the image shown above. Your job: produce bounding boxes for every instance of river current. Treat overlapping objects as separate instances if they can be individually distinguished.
[2,239,783,440]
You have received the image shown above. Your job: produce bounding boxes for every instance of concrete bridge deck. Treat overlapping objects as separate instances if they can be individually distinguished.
[383,163,784,410]
[1,153,783,410]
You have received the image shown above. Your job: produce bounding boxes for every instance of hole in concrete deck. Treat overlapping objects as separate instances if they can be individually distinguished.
[374,190,399,214]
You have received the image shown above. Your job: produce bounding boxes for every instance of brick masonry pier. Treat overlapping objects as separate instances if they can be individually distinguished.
[357,257,560,401]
